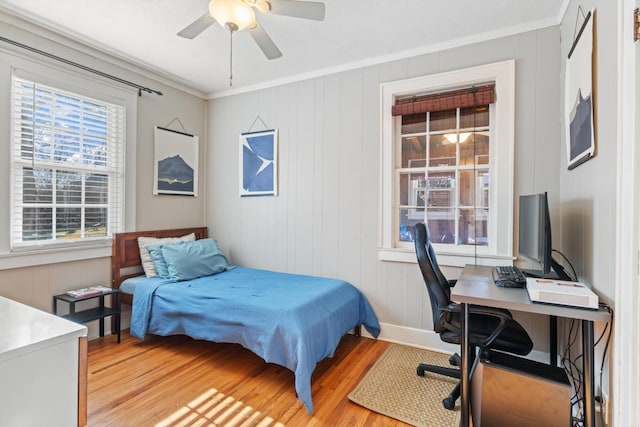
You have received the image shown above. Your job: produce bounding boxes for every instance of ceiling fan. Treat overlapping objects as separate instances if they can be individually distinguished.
[177,0,326,60]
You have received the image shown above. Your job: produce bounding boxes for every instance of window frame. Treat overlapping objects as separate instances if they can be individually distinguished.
[1,61,137,270]
[379,60,516,266]
[11,75,125,251]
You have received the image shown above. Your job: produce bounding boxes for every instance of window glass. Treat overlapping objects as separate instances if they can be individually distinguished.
[397,106,490,248]
[11,76,124,249]
[401,135,427,168]
[429,109,456,132]
[401,113,426,134]
[380,60,515,264]
[429,137,456,167]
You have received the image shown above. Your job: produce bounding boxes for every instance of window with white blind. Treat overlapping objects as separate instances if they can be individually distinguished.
[379,61,516,265]
[10,74,125,251]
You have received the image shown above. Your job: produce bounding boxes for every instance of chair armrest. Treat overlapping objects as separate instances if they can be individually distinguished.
[446,279,457,288]
[441,303,513,348]
[468,305,512,321]
[442,303,511,319]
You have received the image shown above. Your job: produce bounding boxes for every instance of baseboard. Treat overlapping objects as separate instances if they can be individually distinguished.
[365,322,552,364]
[362,322,458,354]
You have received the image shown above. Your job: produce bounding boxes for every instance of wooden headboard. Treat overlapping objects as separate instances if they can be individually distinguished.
[111,227,208,305]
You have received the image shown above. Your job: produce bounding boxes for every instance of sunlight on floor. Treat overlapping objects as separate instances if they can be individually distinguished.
[155,388,286,427]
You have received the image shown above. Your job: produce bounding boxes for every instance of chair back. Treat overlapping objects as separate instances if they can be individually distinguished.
[414,222,452,332]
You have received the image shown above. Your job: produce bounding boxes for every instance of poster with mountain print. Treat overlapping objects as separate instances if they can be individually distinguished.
[564,8,595,170]
[154,126,198,196]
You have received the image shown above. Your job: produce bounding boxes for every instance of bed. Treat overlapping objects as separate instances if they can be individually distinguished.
[111,227,381,414]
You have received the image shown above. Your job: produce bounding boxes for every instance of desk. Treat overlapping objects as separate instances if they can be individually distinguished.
[451,265,611,427]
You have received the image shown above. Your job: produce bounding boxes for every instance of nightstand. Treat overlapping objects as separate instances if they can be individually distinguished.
[53,288,121,343]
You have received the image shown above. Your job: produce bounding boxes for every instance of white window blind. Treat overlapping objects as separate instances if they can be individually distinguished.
[10,75,125,250]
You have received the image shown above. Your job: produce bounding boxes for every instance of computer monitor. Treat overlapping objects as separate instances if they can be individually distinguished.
[518,192,571,280]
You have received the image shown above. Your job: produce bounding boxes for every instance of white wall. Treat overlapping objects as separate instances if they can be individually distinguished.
[558,0,621,421]
[206,26,562,354]
[0,14,207,337]
[559,1,617,302]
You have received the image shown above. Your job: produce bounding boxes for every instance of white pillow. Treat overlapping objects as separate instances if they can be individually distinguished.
[138,233,195,277]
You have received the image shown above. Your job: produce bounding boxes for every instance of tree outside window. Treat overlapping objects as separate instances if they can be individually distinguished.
[11,75,124,250]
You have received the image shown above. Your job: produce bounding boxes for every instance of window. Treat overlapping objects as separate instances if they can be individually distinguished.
[10,74,125,251]
[379,61,515,265]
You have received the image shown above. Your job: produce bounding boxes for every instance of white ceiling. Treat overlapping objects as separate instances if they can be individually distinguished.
[0,0,567,98]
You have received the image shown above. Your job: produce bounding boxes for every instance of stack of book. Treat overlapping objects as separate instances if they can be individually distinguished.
[66,285,112,298]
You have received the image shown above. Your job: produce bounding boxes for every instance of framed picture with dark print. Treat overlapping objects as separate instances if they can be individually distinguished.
[153,126,198,196]
[565,8,596,170]
[239,129,278,197]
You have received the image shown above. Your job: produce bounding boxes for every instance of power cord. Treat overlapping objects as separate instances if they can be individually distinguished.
[563,303,613,427]
[594,304,613,427]
[552,248,578,281]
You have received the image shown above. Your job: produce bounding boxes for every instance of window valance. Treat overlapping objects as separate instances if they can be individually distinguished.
[392,84,495,116]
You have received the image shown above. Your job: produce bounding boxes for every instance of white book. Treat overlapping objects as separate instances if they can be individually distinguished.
[66,285,112,298]
[526,277,598,309]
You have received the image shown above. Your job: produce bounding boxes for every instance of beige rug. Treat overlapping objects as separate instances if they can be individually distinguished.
[348,344,461,427]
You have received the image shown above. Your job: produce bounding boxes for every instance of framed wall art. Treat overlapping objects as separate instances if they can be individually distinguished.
[153,126,198,196]
[564,7,596,170]
[239,129,278,197]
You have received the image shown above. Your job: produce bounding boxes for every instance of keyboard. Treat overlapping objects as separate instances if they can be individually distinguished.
[492,265,527,288]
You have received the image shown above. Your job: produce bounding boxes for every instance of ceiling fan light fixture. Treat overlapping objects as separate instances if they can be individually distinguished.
[209,0,256,31]
[444,132,472,143]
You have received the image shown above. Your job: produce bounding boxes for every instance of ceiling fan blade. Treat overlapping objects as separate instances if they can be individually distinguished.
[264,0,325,21]
[247,21,283,60]
[177,12,217,39]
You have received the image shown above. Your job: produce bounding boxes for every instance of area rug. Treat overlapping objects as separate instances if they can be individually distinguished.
[348,344,461,427]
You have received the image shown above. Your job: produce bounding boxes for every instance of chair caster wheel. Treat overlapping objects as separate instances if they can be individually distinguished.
[417,366,425,377]
[449,353,461,367]
[443,396,456,410]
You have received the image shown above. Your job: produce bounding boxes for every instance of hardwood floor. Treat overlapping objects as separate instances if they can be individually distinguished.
[87,331,412,426]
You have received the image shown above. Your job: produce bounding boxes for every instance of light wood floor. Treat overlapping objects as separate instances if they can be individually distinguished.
[87,331,412,426]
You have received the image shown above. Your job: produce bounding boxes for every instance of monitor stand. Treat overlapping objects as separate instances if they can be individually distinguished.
[520,256,572,281]
[521,269,557,279]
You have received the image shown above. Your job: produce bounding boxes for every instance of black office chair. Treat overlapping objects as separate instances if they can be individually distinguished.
[413,222,533,410]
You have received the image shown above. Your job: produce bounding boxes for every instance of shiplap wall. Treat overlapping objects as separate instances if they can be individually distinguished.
[206,26,562,354]
[559,0,617,303]
[557,0,621,413]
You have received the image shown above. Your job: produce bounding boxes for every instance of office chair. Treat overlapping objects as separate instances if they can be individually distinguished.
[413,222,533,410]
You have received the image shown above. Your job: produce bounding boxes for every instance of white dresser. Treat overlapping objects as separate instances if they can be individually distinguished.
[0,296,88,427]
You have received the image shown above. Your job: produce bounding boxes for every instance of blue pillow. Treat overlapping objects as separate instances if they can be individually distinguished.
[162,238,234,281]
[146,244,171,278]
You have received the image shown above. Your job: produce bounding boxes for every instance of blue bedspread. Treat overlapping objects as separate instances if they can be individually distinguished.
[130,267,380,413]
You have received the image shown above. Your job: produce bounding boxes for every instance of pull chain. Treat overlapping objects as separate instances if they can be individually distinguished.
[224,22,238,87]
[229,28,233,87]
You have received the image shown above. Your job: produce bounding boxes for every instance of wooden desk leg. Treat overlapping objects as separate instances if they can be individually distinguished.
[78,336,88,427]
[582,320,595,427]
[460,303,470,427]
